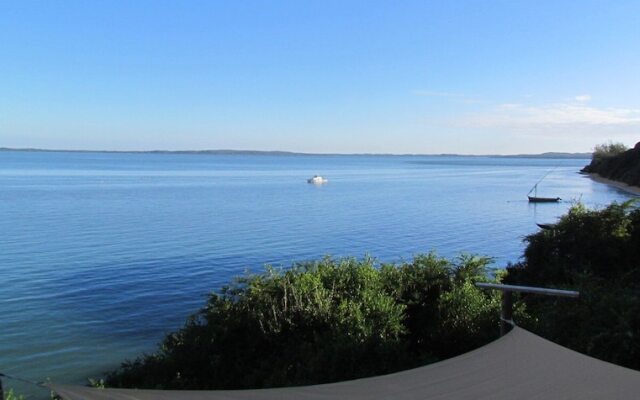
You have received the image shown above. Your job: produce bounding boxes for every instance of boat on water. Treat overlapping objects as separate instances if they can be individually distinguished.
[528,170,560,203]
[307,175,328,184]
[529,195,561,203]
[536,223,555,230]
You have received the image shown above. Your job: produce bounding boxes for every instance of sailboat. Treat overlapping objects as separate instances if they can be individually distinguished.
[528,170,561,203]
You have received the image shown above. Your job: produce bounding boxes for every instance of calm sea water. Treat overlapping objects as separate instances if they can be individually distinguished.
[0,151,636,396]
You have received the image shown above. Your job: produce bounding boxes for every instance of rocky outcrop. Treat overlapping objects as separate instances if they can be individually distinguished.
[582,142,640,187]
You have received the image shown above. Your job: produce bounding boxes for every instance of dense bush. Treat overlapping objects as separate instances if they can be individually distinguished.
[107,254,507,389]
[506,201,640,369]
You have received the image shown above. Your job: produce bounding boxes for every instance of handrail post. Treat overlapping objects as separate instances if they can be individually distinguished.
[500,290,513,336]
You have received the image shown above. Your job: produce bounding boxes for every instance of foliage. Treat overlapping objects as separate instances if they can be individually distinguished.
[506,200,640,369]
[4,390,25,400]
[592,141,628,160]
[107,253,505,389]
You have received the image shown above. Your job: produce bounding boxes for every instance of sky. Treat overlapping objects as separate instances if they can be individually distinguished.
[0,1,639,154]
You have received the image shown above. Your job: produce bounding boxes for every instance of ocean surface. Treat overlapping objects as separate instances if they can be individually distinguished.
[0,150,636,397]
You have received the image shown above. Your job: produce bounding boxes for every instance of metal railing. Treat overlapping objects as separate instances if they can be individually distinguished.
[475,283,579,336]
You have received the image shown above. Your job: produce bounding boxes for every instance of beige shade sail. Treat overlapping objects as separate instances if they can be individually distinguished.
[49,327,640,400]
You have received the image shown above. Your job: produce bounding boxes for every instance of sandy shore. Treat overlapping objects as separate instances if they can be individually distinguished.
[585,173,640,196]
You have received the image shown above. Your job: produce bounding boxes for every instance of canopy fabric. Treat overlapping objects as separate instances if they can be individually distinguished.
[49,327,640,400]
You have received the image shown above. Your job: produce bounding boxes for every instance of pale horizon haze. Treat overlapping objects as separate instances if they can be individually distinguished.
[1,1,639,154]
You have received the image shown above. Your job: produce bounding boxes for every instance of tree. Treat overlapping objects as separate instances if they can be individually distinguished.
[592,141,628,160]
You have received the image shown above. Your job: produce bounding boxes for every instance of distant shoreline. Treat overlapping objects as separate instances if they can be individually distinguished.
[0,147,591,159]
[585,173,640,196]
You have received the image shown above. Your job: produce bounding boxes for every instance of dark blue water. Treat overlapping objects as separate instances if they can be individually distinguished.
[0,151,635,396]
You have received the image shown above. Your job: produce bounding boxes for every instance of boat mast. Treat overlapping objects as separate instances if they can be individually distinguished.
[528,168,556,197]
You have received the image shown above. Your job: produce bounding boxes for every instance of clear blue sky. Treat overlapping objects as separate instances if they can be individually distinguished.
[1,1,638,154]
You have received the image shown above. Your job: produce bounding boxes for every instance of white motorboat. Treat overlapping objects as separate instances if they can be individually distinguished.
[307,175,328,184]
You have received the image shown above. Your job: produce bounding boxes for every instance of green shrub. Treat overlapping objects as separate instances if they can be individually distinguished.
[506,201,640,369]
[4,389,25,400]
[107,253,503,389]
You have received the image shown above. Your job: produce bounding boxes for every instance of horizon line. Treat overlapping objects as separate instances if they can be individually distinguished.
[0,147,592,159]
